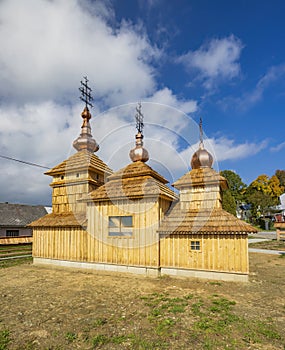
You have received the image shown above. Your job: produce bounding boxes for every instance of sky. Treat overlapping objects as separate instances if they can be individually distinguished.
[0,0,285,206]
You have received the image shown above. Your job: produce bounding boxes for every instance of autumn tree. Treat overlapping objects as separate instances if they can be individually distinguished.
[246,174,284,217]
[275,169,285,188]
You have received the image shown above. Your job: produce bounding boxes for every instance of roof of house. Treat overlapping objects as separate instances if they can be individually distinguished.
[158,202,257,235]
[85,161,177,202]
[29,212,87,227]
[45,149,112,177]
[0,203,47,227]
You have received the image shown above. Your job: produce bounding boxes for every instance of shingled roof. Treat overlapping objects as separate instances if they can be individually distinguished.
[85,161,177,202]
[0,203,47,227]
[158,202,257,235]
[45,149,112,177]
[29,212,87,227]
[173,167,228,190]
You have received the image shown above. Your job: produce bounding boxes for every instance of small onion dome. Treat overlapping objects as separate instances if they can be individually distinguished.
[129,132,149,162]
[191,143,213,169]
[73,106,99,153]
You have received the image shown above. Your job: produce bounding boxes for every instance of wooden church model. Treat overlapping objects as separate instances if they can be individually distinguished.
[31,80,257,282]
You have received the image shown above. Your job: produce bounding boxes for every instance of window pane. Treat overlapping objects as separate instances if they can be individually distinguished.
[109,216,120,228]
[108,229,132,237]
[6,230,19,237]
[108,216,133,237]
[109,231,124,237]
[121,216,133,227]
[190,241,200,251]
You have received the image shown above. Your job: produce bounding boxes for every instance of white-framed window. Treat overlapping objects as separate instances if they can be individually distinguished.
[6,230,19,237]
[108,216,133,237]
[190,240,201,251]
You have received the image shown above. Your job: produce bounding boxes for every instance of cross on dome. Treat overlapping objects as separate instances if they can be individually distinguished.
[135,102,144,134]
[73,77,99,153]
[79,76,94,109]
[129,102,149,163]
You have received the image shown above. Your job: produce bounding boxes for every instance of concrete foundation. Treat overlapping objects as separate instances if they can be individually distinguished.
[33,258,160,277]
[33,257,248,282]
[161,267,248,282]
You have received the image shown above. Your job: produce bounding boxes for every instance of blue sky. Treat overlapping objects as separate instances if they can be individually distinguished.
[0,0,284,205]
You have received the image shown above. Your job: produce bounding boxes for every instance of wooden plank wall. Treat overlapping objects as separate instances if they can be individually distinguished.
[33,198,173,268]
[87,198,163,267]
[160,234,248,273]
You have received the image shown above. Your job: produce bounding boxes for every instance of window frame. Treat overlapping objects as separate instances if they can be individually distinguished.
[6,230,20,237]
[190,240,201,251]
[108,216,133,238]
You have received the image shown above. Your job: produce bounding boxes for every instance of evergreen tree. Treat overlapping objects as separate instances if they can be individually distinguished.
[221,189,237,216]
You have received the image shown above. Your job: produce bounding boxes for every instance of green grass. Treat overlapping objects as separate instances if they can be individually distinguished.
[0,243,32,252]
[91,334,109,347]
[0,330,10,350]
[1,288,283,349]
[65,332,77,343]
[0,256,32,269]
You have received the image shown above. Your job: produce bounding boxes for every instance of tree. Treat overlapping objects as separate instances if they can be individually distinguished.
[269,175,284,204]
[246,191,274,218]
[275,170,285,189]
[246,174,284,217]
[221,190,236,216]
[220,170,247,203]
[219,170,246,216]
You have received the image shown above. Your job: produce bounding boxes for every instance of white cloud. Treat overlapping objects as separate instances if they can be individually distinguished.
[0,0,159,105]
[0,100,267,204]
[220,63,285,111]
[177,35,243,88]
[270,141,285,152]
[206,137,268,161]
[0,1,263,206]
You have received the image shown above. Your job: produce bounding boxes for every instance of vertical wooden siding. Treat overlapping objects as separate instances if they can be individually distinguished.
[86,198,166,267]
[33,197,172,268]
[160,234,248,273]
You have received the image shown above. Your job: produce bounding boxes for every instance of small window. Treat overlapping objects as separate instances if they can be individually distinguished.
[6,230,19,237]
[190,240,200,251]
[108,216,133,237]
[76,173,80,178]
[61,175,64,180]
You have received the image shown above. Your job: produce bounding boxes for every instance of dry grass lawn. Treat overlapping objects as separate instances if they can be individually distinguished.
[0,253,284,349]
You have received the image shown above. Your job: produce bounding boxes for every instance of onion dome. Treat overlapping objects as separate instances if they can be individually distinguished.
[73,106,99,153]
[73,77,99,153]
[129,132,149,162]
[129,103,149,163]
[191,143,213,169]
[191,117,213,169]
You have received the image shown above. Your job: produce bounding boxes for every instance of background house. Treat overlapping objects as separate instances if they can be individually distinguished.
[0,202,47,244]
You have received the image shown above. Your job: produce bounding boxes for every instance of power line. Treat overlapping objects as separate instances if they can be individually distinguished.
[0,154,50,170]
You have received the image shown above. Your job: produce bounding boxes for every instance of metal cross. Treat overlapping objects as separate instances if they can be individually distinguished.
[79,76,94,109]
[135,102,144,134]
[199,117,204,144]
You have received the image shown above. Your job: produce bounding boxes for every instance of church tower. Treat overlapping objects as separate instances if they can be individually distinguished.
[172,118,227,210]
[45,77,112,214]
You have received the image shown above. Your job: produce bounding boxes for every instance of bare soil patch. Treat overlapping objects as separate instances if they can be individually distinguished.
[0,253,284,349]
